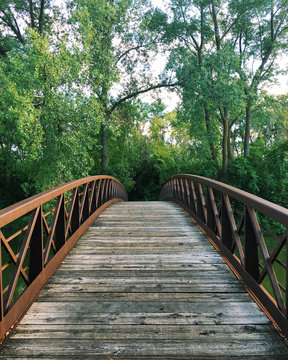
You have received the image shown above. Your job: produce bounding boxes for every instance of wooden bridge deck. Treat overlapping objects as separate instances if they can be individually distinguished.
[1,201,287,359]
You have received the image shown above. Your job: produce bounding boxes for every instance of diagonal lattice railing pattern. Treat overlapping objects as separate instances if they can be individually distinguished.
[160,174,288,339]
[0,176,127,342]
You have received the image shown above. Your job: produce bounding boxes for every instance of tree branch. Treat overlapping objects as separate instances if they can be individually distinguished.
[179,4,200,52]
[115,41,157,65]
[107,82,180,115]
[0,9,24,44]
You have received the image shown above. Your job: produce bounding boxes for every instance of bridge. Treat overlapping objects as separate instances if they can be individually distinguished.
[0,174,287,358]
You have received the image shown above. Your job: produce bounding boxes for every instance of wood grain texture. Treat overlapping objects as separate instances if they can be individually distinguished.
[1,201,287,358]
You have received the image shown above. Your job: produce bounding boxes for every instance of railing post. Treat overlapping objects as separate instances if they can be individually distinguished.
[55,196,66,251]
[89,181,97,214]
[111,181,115,199]
[71,189,80,233]
[100,179,106,206]
[180,179,185,203]
[114,183,119,198]
[82,185,90,222]
[196,183,206,223]
[95,179,102,208]
[104,179,109,203]
[221,194,234,252]
[174,178,179,200]
[206,187,218,234]
[172,178,176,198]
[183,179,189,206]
[188,181,197,214]
[29,207,44,282]
[108,179,113,200]
[244,205,259,281]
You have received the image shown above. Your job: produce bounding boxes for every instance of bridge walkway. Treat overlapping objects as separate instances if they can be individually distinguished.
[1,201,287,358]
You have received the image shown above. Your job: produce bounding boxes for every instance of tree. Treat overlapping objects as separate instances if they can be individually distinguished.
[70,0,178,172]
[155,0,288,174]
[229,0,288,155]
[0,24,101,205]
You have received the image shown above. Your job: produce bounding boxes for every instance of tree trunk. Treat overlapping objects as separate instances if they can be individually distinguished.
[244,99,251,156]
[101,118,109,173]
[222,111,229,176]
[228,127,233,161]
[204,104,220,171]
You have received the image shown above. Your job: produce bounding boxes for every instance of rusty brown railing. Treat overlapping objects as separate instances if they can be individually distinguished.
[0,175,127,342]
[160,174,288,339]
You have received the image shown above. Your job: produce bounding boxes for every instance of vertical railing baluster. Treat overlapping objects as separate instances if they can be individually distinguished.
[95,180,102,208]
[174,178,178,200]
[207,187,216,233]
[221,194,234,252]
[70,188,80,233]
[181,178,184,203]
[177,178,181,200]
[189,181,197,214]
[183,179,188,206]
[179,178,184,203]
[112,181,115,199]
[89,181,97,214]
[29,207,44,282]
[172,178,176,199]
[114,182,118,198]
[100,179,106,206]
[104,179,109,203]
[81,184,90,222]
[55,196,66,251]
[244,205,259,281]
[109,179,113,200]
[196,183,206,223]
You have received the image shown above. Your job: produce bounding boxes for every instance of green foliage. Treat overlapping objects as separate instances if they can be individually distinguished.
[226,157,259,194]
[0,26,101,206]
[0,0,288,211]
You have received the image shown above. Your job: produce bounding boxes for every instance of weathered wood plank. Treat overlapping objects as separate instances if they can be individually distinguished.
[12,323,282,340]
[48,269,239,280]
[1,338,287,358]
[35,292,252,302]
[38,282,246,294]
[0,201,287,359]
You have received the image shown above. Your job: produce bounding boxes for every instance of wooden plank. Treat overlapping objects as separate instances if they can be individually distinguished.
[1,338,287,358]
[1,201,287,359]
[12,323,282,340]
[35,292,252,302]
[48,269,239,279]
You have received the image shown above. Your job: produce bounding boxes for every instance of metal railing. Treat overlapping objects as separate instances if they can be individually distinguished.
[0,176,127,342]
[160,174,288,339]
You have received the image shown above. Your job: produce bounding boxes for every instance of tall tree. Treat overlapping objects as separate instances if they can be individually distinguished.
[229,0,288,155]
[70,0,178,172]
[158,0,288,173]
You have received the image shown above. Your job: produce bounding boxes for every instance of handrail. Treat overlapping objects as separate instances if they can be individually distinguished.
[160,174,288,339]
[0,175,127,342]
